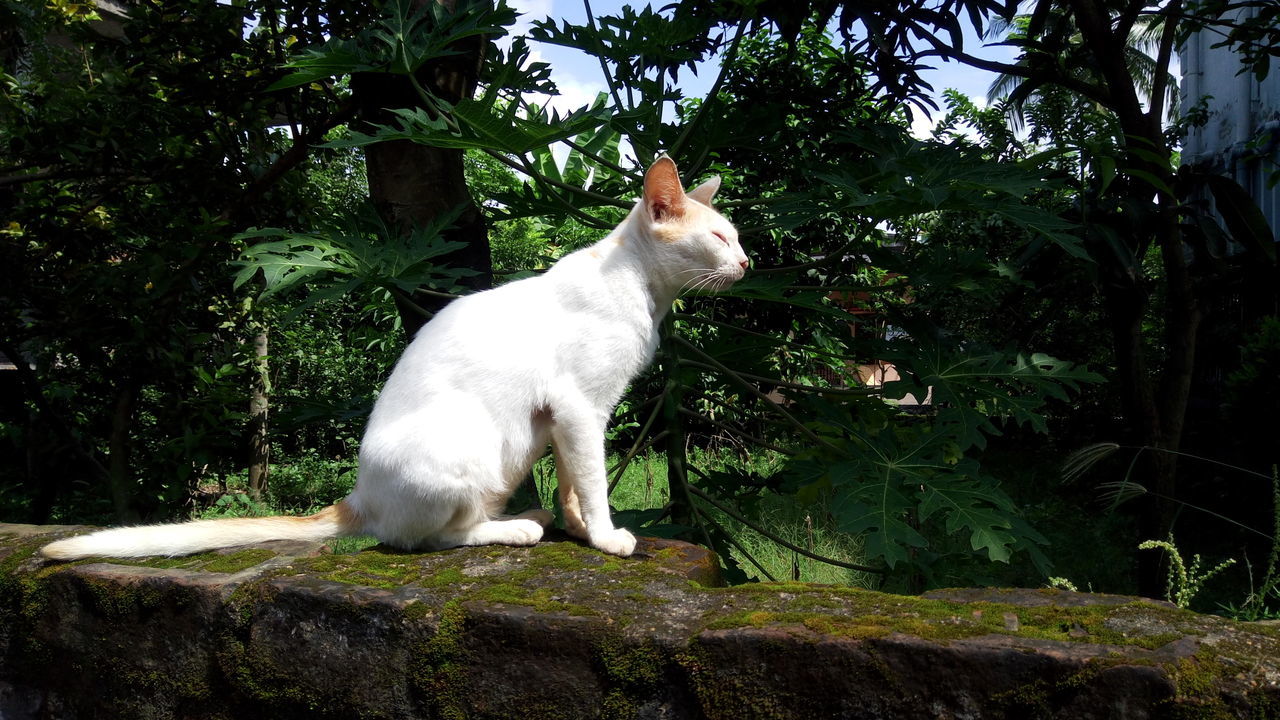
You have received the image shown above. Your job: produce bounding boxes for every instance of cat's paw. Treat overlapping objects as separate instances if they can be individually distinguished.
[515,508,554,527]
[589,527,637,557]
[499,518,545,546]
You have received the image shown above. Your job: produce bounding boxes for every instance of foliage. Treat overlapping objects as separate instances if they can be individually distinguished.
[49,0,1111,584]
[12,0,1272,597]
[247,0,1112,587]
[1223,317,1280,472]
[0,0,370,521]
[1138,536,1237,610]
[1217,467,1280,621]
[1045,577,1079,592]
[235,205,477,310]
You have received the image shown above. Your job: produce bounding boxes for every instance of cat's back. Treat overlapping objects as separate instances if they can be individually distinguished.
[373,243,651,414]
[413,244,632,353]
[401,272,558,372]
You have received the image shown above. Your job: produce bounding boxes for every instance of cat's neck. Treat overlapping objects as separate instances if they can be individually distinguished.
[590,206,684,320]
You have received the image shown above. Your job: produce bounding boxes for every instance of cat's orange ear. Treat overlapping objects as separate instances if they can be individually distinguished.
[644,156,686,222]
[687,176,721,207]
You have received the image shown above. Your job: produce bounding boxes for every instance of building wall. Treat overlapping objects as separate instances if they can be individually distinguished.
[1180,7,1280,244]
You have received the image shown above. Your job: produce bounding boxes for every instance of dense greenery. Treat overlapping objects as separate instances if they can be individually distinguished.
[2,0,1277,613]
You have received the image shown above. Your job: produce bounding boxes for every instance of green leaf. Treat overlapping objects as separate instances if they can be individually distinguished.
[1201,172,1277,262]
[830,461,927,569]
[919,479,1018,563]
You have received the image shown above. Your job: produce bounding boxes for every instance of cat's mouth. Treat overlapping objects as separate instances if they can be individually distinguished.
[711,267,745,291]
[679,266,745,295]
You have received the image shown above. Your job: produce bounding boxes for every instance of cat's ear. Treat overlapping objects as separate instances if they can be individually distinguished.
[643,156,686,222]
[687,176,721,207]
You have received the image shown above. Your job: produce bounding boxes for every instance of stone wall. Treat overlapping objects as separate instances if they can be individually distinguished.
[2,522,1278,719]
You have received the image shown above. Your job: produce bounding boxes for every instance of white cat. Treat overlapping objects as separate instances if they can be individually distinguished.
[41,156,749,561]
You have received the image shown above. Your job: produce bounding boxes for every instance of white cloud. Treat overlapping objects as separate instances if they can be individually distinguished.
[505,0,555,41]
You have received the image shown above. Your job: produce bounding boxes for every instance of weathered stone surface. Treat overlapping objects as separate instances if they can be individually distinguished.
[2,522,1278,719]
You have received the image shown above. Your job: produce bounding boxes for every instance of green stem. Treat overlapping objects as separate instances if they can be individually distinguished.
[583,0,628,113]
[685,481,884,574]
[676,406,794,456]
[661,317,696,528]
[607,394,669,496]
[674,313,858,362]
[695,505,778,582]
[677,359,878,398]
[674,336,844,455]
[669,20,748,160]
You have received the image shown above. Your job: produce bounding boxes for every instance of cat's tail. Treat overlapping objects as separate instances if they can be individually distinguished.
[38,501,361,561]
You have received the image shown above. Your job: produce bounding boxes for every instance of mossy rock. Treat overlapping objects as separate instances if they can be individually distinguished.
[2,522,1279,719]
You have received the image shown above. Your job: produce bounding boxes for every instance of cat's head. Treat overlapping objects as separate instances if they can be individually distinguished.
[634,156,749,294]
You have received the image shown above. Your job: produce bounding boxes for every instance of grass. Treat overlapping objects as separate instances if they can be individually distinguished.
[201,448,876,586]
[533,449,876,586]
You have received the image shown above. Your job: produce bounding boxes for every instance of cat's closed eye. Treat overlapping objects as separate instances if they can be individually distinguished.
[712,231,729,245]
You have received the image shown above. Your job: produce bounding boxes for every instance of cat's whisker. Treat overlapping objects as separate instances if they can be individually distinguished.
[684,273,722,296]
[680,273,718,296]
[676,269,716,295]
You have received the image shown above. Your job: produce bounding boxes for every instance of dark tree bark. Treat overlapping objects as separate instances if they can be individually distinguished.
[351,0,492,338]
[108,381,141,523]
[247,327,270,502]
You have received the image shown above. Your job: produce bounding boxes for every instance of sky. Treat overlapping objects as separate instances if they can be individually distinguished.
[504,0,1022,140]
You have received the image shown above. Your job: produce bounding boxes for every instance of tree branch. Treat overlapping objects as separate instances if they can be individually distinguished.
[219,97,360,223]
[1147,0,1183,128]
[917,41,1114,109]
[678,359,879,398]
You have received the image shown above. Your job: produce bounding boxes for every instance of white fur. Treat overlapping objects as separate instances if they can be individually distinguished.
[41,159,748,561]
[39,513,345,561]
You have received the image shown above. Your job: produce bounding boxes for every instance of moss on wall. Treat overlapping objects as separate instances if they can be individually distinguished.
[2,526,1279,719]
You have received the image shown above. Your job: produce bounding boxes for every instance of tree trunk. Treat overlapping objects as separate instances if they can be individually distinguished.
[1097,185,1203,597]
[247,327,270,502]
[108,382,141,523]
[351,0,491,338]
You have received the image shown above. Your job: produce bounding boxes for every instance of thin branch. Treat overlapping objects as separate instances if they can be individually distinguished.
[513,94,638,180]
[694,502,778,581]
[916,36,1114,109]
[751,237,866,274]
[482,149,616,229]
[678,360,878,398]
[390,287,435,320]
[0,169,153,189]
[583,0,628,112]
[219,97,360,223]
[674,336,845,455]
[1115,0,1148,47]
[606,431,669,495]
[676,405,795,456]
[561,135,637,180]
[606,392,668,493]
[0,169,59,187]
[669,19,748,160]
[1147,0,1183,128]
[674,313,858,362]
[514,152,632,208]
[686,482,884,574]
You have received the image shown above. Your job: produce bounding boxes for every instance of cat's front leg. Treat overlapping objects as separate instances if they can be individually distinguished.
[549,403,636,557]
[557,483,590,541]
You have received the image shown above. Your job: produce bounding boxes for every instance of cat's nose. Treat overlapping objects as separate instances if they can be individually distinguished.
[739,259,749,270]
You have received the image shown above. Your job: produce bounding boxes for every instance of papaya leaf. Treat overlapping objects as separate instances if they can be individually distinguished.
[1200,172,1276,262]
[830,461,926,569]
